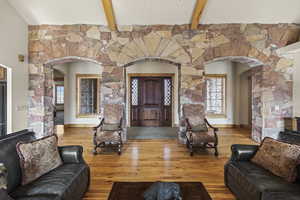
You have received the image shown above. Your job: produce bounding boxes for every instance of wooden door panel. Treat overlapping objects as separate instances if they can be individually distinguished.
[130,76,172,127]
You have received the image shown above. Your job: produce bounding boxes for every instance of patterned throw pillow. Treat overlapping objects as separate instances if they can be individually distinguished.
[251,137,300,182]
[0,163,7,190]
[16,135,63,185]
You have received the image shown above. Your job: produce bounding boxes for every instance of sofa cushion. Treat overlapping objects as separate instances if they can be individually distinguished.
[251,137,300,182]
[0,130,35,193]
[226,162,300,195]
[11,164,89,200]
[0,189,14,200]
[16,135,63,185]
[262,191,300,200]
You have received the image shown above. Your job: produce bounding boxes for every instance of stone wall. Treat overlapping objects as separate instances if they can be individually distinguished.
[28,24,300,141]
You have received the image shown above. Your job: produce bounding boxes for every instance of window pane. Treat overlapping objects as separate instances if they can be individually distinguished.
[164,78,172,106]
[56,86,64,104]
[206,76,225,115]
[80,78,98,114]
[131,79,138,106]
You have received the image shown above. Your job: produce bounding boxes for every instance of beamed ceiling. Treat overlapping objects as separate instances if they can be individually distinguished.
[7,0,300,25]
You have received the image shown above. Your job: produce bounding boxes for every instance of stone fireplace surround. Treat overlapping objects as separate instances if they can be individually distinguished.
[28,24,300,142]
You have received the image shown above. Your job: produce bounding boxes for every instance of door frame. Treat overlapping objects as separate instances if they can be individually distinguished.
[128,73,176,127]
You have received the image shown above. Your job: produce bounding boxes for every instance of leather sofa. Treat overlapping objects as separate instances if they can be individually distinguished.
[0,130,90,200]
[225,144,300,200]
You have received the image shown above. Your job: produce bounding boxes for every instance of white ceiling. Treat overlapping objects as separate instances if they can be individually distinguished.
[7,0,300,25]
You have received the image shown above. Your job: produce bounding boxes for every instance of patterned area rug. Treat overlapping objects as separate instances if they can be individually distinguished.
[108,182,212,200]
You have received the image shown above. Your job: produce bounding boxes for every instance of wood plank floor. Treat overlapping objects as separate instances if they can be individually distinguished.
[58,128,256,200]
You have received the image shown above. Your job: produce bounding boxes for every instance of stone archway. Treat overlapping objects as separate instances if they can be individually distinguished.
[202,46,294,142]
[122,57,181,128]
[29,56,102,138]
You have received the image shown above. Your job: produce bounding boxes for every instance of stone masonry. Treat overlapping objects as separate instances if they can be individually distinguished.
[28,24,300,142]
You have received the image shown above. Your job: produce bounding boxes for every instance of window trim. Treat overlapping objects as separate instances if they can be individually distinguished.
[76,74,101,118]
[205,74,227,118]
[55,84,64,105]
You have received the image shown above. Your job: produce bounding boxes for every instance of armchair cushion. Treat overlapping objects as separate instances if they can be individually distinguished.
[187,131,216,144]
[230,144,259,161]
[101,124,120,131]
[191,124,208,132]
[96,131,120,144]
[58,146,85,164]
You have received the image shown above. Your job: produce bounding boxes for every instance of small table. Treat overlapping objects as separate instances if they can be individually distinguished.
[108,182,212,200]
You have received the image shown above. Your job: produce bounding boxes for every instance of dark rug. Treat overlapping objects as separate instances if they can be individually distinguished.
[108,182,212,200]
[127,127,178,139]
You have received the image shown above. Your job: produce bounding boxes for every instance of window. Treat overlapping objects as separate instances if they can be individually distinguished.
[55,85,64,104]
[76,74,100,117]
[206,75,226,116]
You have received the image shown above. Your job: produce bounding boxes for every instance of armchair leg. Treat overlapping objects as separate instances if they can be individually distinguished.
[93,145,98,155]
[118,143,122,155]
[214,146,219,156]
[189,144,194,156]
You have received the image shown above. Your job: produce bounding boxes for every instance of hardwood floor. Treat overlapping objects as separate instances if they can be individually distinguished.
[58,127,256,200]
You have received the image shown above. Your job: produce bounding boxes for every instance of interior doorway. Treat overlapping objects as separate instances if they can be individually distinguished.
[0,67,7,136]
[130,76,172,127]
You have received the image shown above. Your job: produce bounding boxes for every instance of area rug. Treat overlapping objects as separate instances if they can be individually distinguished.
[127,127,178,139]
[108,182,212,200]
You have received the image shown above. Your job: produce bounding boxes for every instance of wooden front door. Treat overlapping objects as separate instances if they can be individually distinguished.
[131,77,172,127]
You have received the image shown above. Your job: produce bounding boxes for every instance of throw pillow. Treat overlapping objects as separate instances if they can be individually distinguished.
[16,135,63,185]
[0,163,7,190]
[251,137,300,182]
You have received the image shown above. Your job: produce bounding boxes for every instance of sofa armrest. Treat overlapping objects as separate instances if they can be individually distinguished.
[58,145,85,164]
[230,144,259,161]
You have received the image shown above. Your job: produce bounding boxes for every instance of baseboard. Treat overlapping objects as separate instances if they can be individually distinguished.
[212,124,237,128]
[64,124,97,128]
[212,124,251,129]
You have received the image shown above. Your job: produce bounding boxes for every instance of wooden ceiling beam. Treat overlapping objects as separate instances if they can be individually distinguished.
[101,0,117,31]
[191,0,208,30]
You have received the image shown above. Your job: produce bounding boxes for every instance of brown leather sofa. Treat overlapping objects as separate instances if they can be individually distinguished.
[0,130,90,200]
[225,144,300,200]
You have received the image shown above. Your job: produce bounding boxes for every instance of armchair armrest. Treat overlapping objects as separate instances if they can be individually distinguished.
[230,144,259,161]
[205,118,219,132]
[58,145,85,164]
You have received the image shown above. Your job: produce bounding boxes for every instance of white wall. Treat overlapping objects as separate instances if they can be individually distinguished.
[126,62,179,127]
[0,0,28,133]
[54,62,102,125]
[205,61,235,125]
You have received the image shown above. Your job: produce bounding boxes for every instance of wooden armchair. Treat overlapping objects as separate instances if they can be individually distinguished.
[93,117,123,155]
[185,118,219,156]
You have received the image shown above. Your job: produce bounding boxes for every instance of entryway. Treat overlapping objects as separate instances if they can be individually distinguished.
[130,76,172,127]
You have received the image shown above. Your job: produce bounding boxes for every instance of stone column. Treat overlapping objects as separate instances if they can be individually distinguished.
[101,65,126,141]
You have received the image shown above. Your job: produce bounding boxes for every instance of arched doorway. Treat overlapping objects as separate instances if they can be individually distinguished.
[204,57,264,141]
[123,58,181,139]
[41,57,102,137]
